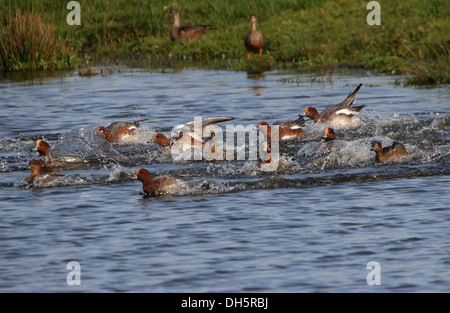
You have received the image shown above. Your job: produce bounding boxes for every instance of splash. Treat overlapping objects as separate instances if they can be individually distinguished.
[57,127,129,163]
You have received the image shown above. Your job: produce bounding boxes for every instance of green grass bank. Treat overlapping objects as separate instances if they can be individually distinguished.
[0,0,449,85]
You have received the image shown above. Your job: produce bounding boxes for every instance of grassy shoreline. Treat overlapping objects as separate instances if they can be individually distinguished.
[0,0,448,85]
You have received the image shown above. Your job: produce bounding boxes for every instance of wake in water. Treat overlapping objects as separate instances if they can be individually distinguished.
[1,91,449,196]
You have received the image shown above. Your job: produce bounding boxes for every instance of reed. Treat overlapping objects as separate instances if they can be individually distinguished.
[0,11,76,71]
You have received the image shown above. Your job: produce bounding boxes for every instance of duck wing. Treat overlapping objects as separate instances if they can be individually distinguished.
[172,117,234,138]
[320,84,363,116]
[106,119,148,132]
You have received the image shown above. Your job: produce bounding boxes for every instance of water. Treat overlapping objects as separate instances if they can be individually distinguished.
[0,68,449,292]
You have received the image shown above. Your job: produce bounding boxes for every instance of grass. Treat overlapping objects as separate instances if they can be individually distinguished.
[0,10,77,70]
[0,0,448,85]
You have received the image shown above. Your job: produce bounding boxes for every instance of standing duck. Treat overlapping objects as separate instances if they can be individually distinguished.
[165,9,211,41]
[245,15,266,59]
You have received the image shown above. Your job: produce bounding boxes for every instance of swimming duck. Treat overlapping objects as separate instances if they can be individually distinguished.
[314,127,341,154]
[371,141,409,163]
[304,84,364,128]
[245,15,266,59]
[35,139,60,167]
[257,121,304,142]
[135,168,180,195]
[165,9,211,41]
[35,139,92,168]
[96,119,147,143]
[171,117,234,139]
[322,127,336,142]
[256,137,283,171]
[153,117,234,151]
[276,115,305,129]
[27,160,63,184]
[152,132,205,150]
[36,139,51,157]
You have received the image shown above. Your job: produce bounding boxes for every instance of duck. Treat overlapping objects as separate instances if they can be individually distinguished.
[96,119,147,143]
[322,126,336,142]
[304,84,364,128]
[152,117,234,151]
[36,139,51,157]
[208,132,217,154]
[152,132,205,150]
[245,15,266,59]
[314,127,341,154]
[27,160,63,184]
[256,121,301,170]
[34,139,60,167]
[165,9,211,41]
[171,116,234,138]
[257,138,283,171]
[34,139,94,169]
[371,141,409,163]
[257,121,304,142]
[135,168,181,195]
[276,114,305,129]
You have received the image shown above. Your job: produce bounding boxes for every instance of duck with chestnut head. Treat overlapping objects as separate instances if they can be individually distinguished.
[371,141,409,163]
[304,84,364,129]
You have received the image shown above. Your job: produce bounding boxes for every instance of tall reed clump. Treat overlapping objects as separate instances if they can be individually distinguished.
[0,11,77,71]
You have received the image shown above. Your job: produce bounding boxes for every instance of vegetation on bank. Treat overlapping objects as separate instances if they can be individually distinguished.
[0,0,448,85]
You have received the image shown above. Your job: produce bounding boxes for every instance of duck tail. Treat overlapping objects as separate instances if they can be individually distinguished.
[348,105,365,112]
[339,83,362,107]
[294,114,306,126]
[133,119,149,126]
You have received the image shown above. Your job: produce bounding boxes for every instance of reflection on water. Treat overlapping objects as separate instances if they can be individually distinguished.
[0,68,449,292]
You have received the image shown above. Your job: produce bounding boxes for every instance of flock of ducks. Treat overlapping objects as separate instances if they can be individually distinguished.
[22,10,412,195]
[165,9,266,59]
[27,84,410,196]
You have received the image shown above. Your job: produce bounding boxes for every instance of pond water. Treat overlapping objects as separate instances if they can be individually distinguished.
[0,68,449,292]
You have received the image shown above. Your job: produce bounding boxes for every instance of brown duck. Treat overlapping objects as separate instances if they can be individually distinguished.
[34,139,64,168]
[257,121,304,142]
[36,139,51,157]
[304,84,364,124]
[27,160,63,184]
[371,141,409,163]
[165,9,211,41]
[135,168,180,195]
[245,15,266,59]
[96,119,147,143]
[314,127,336,154]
